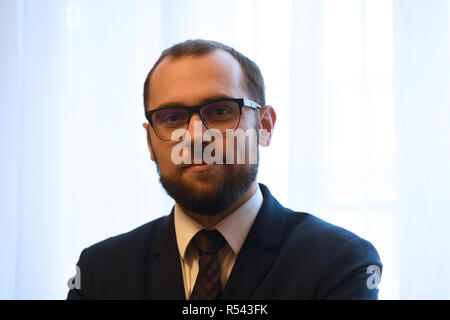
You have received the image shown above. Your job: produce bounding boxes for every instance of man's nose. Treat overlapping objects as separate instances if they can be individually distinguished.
[186,113,207,141]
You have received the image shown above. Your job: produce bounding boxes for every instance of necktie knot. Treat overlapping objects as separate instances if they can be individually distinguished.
[192,229,225,255]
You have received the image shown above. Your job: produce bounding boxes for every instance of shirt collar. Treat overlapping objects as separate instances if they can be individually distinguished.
[174,184,263,259]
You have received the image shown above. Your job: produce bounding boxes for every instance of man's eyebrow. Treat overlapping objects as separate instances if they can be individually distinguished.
[155,95,236,109]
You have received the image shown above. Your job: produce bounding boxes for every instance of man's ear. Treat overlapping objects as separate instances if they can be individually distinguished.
[258,105,276,147]
[143,123,155,161]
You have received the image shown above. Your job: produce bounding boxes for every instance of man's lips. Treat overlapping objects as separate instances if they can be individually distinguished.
[182,163,222,172]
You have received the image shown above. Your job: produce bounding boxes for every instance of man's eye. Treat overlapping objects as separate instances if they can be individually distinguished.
[163,114,181,122]
[214,108,230,115]
[155,111,186,127]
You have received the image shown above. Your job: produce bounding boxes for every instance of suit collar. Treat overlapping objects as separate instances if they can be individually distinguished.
[221,183,286,299]
[147,211,186,299]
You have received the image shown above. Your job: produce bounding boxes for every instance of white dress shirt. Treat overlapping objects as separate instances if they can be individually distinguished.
[174,185,263,299]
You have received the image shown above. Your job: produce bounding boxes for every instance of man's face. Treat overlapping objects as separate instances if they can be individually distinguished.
[145,49,261,215]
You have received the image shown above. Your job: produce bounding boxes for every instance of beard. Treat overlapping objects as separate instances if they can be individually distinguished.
[157,161,258,216]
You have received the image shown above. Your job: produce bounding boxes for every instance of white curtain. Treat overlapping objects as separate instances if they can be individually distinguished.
[1,0,449,299]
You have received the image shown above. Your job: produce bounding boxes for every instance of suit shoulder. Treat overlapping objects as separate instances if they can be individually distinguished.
[282,209,381,275]
[284,210,374,254]
[86,215,168,256]
[69,215,171,299]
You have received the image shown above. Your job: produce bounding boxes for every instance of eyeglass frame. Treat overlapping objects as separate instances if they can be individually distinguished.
[144,97,262,141]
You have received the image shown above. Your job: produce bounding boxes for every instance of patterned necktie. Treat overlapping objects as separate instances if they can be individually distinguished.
[190,229,226,300]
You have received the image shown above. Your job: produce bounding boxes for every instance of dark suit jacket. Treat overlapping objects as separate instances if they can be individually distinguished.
[67,184,382,300]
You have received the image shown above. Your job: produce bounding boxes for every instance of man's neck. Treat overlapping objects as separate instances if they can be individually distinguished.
[178,181,258,229]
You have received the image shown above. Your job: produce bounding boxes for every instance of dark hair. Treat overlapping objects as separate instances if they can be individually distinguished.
[143,39,265,110]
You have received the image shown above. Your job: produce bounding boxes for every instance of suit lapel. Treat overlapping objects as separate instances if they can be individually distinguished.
[145,211,186,299]
[221,184,285,299]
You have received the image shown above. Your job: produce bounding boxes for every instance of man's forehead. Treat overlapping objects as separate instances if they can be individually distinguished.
[156,49,241,75]
[148,50,246,108]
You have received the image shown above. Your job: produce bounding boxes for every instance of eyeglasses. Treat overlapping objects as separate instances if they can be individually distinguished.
[145,98,262,141]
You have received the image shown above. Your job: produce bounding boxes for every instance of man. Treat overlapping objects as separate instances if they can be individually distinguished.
[67,39,382,300]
